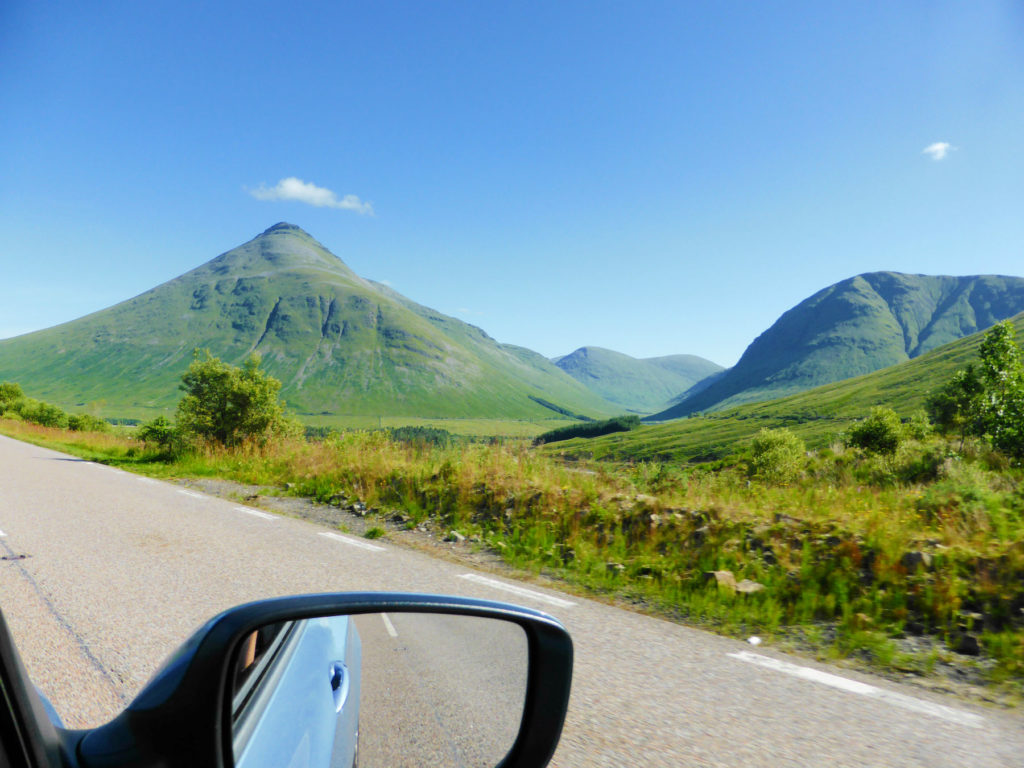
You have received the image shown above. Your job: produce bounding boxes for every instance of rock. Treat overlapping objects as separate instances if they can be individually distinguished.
[349,502,367,517]
[634,494,657,506]
[606,562,626,574]
[952,633,981,656]
[901,550,933,572]
[904,619,925,636]
[704,570,737,593]
[747,636,762,646]
[736,579,766,595]
[328,494,347,506]
[444,530,466,543]
[283,482,296,491]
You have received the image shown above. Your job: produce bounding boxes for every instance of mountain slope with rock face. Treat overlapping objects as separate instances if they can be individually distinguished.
[0,223,618,421]
[651,271,1024,419]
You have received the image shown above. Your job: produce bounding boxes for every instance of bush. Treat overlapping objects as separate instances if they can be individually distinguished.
[846,407,904,455]
[0,382,23,413]
[68,413,111,433]
[15,398,69,429]
[176,350,297,447]
[749,428,805,483]
[138,415,176,450]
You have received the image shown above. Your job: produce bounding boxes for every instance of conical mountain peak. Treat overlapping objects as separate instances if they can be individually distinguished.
[197,222,360,281]
[260,221,307,236]
[0,225,617,422]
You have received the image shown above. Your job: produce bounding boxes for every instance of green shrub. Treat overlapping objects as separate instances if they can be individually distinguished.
[846,407,904,455]
[68,413,111,433]
[0,382,23,413]
[15,398,69,429]
[138,415,176,450]
[749,427,805,483]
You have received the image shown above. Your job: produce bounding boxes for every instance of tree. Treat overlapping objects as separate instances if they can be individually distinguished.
[977,320,1024,458]
[927,321,1024,459]
[846,406,903,455]
[176,350,293,446]
[926,364,984,448]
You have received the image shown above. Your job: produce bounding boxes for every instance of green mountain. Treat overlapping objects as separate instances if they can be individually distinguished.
[0,223,618,421]
[553,347,723,413]
[652,272,1024,420]
[553,312,1024,463]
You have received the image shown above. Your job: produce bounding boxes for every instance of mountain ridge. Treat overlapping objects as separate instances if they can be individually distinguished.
[651,271,1024,419]
[0,224,619,421]
[553,346,723,412]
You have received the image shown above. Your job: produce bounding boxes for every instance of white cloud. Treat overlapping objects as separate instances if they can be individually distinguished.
[922,142,955,161]
[249,177,374,214]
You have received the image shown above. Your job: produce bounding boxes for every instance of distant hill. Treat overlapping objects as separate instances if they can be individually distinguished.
[652,272,1024,419]
[551,312,1024,463]
[553,347,723,412]
[0,223,618,421]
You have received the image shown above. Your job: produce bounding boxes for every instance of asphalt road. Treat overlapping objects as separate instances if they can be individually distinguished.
[1,434,1022,766]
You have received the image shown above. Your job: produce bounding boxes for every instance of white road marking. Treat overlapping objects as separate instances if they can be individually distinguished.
[233,506,275,521]
[728,651,985,729]
[458,574,576,609]
[177,490,205,499]
[381,613,398,638]
[0,530,6,537]
[317,531,386,552]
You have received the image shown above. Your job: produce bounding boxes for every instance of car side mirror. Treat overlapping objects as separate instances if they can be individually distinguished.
[0,593,572,768]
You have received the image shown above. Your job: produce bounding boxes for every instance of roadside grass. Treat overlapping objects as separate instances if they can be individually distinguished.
[3,416,1022,695]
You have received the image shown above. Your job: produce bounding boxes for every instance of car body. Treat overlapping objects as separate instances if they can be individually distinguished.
[231,617,362,768]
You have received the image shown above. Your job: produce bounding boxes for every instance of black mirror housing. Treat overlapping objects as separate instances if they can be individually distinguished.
[1,593,572,768]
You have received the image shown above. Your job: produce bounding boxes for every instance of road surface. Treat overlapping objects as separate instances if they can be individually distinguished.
[0,434,1022,766]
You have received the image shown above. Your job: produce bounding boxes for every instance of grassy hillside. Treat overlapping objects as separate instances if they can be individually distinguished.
[0,224,618,423]
[554,312,1024,462]
[553,346,723,412]
[654,272,1024,418]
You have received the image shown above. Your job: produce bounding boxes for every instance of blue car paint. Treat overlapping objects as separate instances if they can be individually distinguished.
[236,616,361,768]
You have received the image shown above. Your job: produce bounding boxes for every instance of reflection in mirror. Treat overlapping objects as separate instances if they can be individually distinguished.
[229,613,528,768]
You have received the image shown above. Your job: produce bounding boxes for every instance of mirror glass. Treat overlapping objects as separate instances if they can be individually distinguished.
[229,612,529,768]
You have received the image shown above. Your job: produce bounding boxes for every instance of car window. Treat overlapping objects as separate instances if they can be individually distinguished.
[230,621,295,725]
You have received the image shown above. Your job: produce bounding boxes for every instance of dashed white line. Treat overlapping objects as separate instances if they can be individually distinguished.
[381,613,398,638]
[728,651,985,729]
[457,574,576,609]
[317,531,387,552]
[177,490,205,500]
[234,506,275,521]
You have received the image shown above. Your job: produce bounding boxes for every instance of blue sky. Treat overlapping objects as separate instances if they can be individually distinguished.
[2,1,1022,366]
